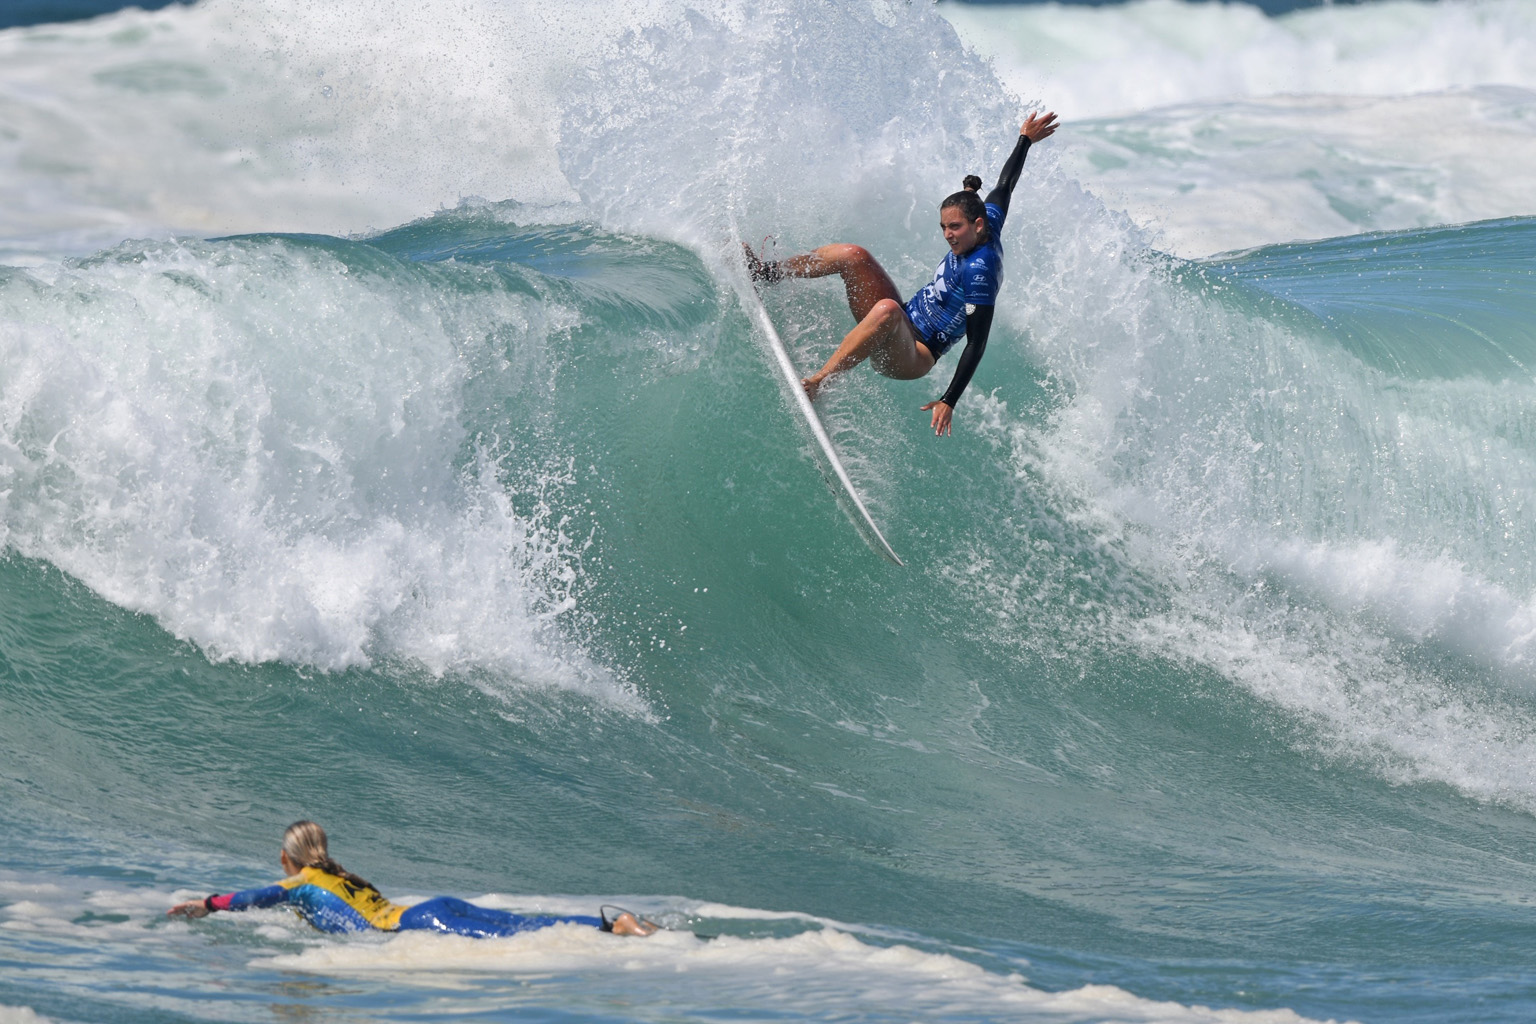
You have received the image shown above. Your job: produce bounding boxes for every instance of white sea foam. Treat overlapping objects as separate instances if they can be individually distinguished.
[1061,87,1536,255]
[939,0,1536,254]
[0,0,704,258]
[1,871,1341,1024]
[267,912,1346,1024]
[940,0,1536,118]
[0,236,635,704]
[0,1007,51,1024]
[3,0,1534,260]
[1250,537,1536,672]
[1129,602,1536,807]
[0,0,1039,261]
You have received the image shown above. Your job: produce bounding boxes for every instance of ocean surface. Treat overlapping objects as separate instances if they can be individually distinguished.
[0,2,185,32]
[2,1,1535,1022]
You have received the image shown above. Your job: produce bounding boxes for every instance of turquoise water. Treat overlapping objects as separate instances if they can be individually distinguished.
[4,2,1536,1022]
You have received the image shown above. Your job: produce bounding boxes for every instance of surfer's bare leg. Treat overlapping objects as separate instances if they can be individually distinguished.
[774,244,903,322]
[747,243,903,321]
[802,298,935,400]
[745,242,933,398]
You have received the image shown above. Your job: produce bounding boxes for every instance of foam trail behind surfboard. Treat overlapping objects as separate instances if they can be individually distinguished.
[721,247,904,567]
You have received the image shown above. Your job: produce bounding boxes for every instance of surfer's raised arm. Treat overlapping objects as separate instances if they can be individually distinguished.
[987,110,1056,217]
[744,108,1058,436]
[920,110,1057,435]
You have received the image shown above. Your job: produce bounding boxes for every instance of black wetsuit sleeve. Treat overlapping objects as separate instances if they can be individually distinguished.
[984,134,1032,219]
[939,305,994,408]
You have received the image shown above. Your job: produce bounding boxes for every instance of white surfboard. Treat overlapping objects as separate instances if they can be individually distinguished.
[725,260,904,567]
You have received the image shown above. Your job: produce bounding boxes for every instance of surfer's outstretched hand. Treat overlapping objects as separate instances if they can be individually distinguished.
[1021,110,1058,142]
[921,400,954,436]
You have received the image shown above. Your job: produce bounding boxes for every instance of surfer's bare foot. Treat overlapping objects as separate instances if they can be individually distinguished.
[743,242,782,284]
[801,376,822,401]
[609,912,659,937]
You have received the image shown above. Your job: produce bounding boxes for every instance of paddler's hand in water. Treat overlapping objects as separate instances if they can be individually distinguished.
[921,399,954,436]
[167,899,211,918]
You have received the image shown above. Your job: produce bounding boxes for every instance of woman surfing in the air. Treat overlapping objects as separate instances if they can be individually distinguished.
[744,110,1057,436]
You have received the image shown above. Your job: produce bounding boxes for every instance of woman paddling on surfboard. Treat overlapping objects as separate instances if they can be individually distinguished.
[167,820,658,938]
[744,110,1057,436]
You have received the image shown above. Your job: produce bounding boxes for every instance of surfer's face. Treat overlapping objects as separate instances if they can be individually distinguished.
[940,209,985,255]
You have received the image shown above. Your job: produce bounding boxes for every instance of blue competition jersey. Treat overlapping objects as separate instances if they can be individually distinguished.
[904,203,1005,356]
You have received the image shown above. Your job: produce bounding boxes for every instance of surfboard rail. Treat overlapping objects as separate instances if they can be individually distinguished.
[724,255,904,567]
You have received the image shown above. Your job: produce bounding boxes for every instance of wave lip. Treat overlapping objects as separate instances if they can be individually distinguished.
[0,231,637,705]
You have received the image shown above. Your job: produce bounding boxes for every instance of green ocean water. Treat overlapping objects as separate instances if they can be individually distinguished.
[4,210,1536,1023]
[4,1,1536,1022]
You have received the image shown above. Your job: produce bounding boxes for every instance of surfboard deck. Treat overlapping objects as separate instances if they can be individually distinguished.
[724,256,904,567]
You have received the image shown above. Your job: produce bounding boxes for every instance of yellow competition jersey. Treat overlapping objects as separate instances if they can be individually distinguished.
[216,866,408,933]
[281,866,409,931]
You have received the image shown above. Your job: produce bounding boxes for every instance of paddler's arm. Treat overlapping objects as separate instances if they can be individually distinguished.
[920,304,994,436]
[168,883,290,918]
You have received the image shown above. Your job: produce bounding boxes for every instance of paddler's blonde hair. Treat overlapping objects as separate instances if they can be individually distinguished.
[282,820,377,893]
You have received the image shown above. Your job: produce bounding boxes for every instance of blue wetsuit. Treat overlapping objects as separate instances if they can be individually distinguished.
[905,134,1033,407]
[205,865,603,937]
[398,897,603,938]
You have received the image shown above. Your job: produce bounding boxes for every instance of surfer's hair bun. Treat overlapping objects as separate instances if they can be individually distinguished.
[962,175,983,192]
